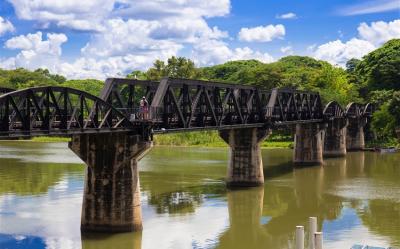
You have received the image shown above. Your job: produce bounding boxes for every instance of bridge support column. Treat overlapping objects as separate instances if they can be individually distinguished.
[294,123,324,166]
[69,132,152,233]
[219,128,270,188]
[346,123,365,151]
[324,119,347,157]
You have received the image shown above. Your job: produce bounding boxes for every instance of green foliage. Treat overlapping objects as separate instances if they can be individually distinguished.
[372,103,397,138]
[61,79,104,96]
[144,56,201,80]
[355,39,400,93]
[0,68,66,89]
[201,56,359,105]
[154,131,292,148]
[368,90,394,106]
[346,58,361,73]
[388,91,400,127]
[201,60,265,84]
[31,136,71,142]
[371,91,400,142]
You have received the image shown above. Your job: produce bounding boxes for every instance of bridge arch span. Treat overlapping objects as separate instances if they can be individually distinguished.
[323,101,345,119]
[0,86,135,138]
[0,87,15,95]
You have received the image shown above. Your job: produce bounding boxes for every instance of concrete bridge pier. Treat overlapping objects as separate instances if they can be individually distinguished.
[69,132,152,233]
[323,119,347,157]
[346,121,365,151]
[219,128,270,187]
[294,123,324,166]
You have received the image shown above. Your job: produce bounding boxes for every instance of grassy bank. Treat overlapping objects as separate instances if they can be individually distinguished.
[19,131,293,148]
[366,137,399,148]
[30,137,71,142]
[154,131,293,148]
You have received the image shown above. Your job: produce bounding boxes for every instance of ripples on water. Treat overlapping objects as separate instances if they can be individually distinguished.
[0,141,399,249]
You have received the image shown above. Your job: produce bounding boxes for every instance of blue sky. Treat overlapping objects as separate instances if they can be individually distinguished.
[0,0,399,79]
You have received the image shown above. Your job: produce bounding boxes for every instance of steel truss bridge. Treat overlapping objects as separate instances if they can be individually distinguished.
[0,78,374,139]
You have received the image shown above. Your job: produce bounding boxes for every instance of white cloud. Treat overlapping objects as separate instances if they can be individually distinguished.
[0,32,68,72]
[7,0,231,32]
[358,19,400,46]
[7,0,114,32]
[280,46,293,54]
[238,24,285,42]
[312,19,400,67]
[192,39,273,66]
[314,38,375,67]
[2,0,235,79]
[276,12,297,19]
[1,0,274,79]
[114,0,231,19]
[0,16,15,36]
[338,0,400,16]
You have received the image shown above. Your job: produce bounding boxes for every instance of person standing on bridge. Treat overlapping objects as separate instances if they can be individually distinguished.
[139,96,149,120]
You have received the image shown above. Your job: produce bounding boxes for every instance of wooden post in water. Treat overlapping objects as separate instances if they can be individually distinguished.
[309,217,317,249]
[314,232,323,249]
[296,226,304,249]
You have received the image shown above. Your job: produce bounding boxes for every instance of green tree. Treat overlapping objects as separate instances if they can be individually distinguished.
[355,39,400,94]
[388,91,400,127]
[345,58,360,73]
[61,79,104,96]
[144,56,201,80]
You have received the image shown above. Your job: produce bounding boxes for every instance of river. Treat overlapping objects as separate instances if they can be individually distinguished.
[0,141,399,249]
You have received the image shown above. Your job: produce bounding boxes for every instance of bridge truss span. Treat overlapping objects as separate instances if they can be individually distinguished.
[103,77,325,130]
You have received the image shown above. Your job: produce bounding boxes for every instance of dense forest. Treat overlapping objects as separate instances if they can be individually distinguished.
[1,39,399,146]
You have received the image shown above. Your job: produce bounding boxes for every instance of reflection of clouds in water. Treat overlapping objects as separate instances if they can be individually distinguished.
[0,142,82,164]
[321,205,394,248]
[142,200,229,249]
[0,176,82,249]
[327,178,400,203]
[325,226,390,249]
[1,172,230,249]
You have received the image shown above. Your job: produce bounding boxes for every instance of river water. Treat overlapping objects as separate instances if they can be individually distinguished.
[0,141,399,249]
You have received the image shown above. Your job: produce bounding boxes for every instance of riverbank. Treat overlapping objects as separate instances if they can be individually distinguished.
[5,131,293,148]
[3,130,398,149]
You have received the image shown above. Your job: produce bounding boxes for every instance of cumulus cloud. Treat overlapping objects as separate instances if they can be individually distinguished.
[192,39,273,66]
[358,19,400,46]
[7,0,231,32]
[7,0,114,31]
[338,0,399,16]
[0,32,68,72]
[314,38,375,66]
[238,24,285,42]
[312,19,400,67]
[113,0,231,19]
[276,12,297,19]
[1,0,275,79]
[0,16,15,36]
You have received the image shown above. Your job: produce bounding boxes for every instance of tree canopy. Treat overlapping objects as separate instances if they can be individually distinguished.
[355,39,400,93]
